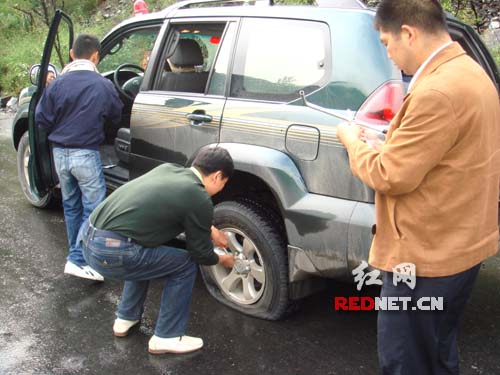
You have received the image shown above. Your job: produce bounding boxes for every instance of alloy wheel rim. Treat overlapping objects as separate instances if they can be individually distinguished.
[23,143,31,188]
[212,228,266,305]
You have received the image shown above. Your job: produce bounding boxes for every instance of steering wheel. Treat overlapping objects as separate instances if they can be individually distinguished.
[113,63,145,101]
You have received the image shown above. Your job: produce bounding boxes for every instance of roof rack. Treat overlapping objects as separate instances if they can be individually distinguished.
[313,0,365,8]
[160,0,364,15]
[162,0,273,13]
[184,0,275,8]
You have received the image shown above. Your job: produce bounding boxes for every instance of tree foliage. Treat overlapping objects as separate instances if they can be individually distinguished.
[2,0,102,30]
[361,0,499,33]
[1,0,103,68]
[441,0,499,33]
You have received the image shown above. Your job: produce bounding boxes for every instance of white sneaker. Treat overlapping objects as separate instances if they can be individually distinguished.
[64,261,104,281]
[113,318,140,337]
[148,335,204,354]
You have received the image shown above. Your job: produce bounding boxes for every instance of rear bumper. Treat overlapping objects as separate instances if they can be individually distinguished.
[285,195,375,283]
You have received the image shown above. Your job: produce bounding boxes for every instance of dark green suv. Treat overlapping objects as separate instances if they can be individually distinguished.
[11,0,500,319]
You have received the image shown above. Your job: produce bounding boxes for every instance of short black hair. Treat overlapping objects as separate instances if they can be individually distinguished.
[375,0,448,34]
[72,34,101,59]
[193,147,234,179]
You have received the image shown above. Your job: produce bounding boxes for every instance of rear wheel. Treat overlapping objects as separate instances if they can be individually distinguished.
[16,131,54,208]
[201,200,293,320]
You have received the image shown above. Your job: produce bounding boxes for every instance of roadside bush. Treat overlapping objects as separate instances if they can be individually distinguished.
[0,29,46,95]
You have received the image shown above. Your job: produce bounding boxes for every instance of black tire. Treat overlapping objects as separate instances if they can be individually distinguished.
[16,131,54,208]
[201,200,293,320]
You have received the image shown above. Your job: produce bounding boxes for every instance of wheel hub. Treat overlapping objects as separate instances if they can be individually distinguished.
[233,254,251,275]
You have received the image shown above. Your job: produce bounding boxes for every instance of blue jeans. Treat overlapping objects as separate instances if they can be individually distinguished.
[53,148,106,266]
[79,220,198,338]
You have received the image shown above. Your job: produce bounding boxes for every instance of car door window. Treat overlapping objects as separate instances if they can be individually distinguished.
[207,22,237,96]
[98,27,161,73]
[230,18,330,102]
[154,22,227,93]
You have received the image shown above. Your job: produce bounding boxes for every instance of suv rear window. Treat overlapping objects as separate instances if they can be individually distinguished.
[230,18,331,103]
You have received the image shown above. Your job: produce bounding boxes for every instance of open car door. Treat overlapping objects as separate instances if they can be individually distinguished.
[447,16,500,95]
[27,10,73,198]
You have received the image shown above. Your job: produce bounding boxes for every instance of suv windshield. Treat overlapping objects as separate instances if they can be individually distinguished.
[99,27,160,72]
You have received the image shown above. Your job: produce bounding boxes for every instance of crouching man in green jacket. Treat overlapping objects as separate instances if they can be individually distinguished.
[78,147,234,354]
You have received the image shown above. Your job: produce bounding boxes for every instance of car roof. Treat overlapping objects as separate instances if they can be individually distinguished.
[105,0,371,37]
[162,0,368,17]
[314,0,366,8]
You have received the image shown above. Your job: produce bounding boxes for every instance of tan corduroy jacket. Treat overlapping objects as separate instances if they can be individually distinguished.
[344,43,500,277]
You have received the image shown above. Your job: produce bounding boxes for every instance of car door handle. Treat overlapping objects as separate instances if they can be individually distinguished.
[186,112,212,126]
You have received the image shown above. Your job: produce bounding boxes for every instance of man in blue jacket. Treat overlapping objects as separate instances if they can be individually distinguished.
[36,34,123,281]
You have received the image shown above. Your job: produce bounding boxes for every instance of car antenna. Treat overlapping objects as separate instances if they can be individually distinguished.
[298,90,387,134]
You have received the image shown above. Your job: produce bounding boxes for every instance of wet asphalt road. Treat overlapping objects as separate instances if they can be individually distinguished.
[0,112,499,375]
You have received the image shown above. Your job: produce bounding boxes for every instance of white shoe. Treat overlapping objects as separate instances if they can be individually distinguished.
[148,335,204,354]
[64,261,104,281]
[113,318,140,337]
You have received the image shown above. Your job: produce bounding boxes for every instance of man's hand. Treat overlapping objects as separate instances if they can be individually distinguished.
[218,253,234,269]
[336,122,363,146]
[211,226,228,248]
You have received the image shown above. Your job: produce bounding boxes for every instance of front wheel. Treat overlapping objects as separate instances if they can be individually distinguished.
[16,131,54,208]
[201,200,293,320]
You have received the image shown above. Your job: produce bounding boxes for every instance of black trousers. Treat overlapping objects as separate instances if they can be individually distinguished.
[378,264,481,375]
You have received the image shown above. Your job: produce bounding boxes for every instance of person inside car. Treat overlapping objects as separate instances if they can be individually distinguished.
[45,65,57,86]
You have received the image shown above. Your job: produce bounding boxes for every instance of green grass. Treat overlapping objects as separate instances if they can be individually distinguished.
[0,0,176,96]
[0,29,46,96]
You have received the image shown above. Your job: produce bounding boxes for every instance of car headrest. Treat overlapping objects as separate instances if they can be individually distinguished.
[169,39,203,67]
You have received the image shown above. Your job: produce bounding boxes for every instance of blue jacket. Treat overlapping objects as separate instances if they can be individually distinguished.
[35,70,123,150]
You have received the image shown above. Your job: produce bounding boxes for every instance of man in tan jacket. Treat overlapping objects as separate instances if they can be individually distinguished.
[337,1,500,374]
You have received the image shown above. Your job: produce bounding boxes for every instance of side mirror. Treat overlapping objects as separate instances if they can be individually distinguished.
[29,64,41,85]
[29,63,59,86]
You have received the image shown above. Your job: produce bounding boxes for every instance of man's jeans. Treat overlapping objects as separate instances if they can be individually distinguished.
[79,220,198,338]
[53,148,106,266]
[378,264,481,375]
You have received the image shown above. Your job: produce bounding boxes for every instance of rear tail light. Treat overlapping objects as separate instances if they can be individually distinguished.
[355,81,404,129]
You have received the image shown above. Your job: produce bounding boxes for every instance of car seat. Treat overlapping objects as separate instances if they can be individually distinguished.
[159,39,208,93]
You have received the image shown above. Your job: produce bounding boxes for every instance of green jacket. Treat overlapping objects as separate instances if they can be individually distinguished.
[90,163,218,265]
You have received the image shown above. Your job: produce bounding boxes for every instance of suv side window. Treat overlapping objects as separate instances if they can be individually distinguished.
[154,22,227,94]
[230,18,330,102]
